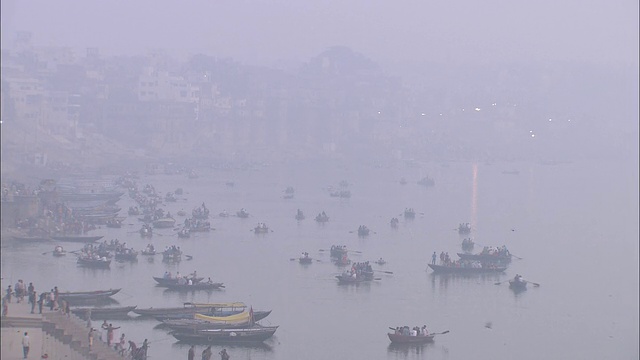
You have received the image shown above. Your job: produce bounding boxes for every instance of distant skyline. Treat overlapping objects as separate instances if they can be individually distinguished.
[2,0,638,68]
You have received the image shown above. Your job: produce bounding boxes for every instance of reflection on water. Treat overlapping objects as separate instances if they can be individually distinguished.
[387,341,434,358]
[171,340,274,353]
[429,272,503,292]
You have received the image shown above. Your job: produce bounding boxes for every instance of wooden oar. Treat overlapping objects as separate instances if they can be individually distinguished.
[527,281,540,287]
[494,280,508,285]
[374,270,394,275]
[511,253,523,260]
[41,251,53,255]
[431,330,450,336]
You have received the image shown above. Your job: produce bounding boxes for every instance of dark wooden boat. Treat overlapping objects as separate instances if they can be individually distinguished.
[335,273,370,284]
[114,250,138,261]
[133,303,247,318]
[329,246,347,258]
[12,235,51,242]
[163,282,225,291]
[71,305,137,320]
[59,289,121,302]
[388,333,435,344]
[171,325,278,343]
[157,310,272,322]
[404,209,416,219]
[458,223,472,235]
[253,226,269,234]
[298,257,313,264]
[153,276,204,287]
[456,252,511,263]
[357,227,370,236]
[427,264,506,274]
[509,279,527,291]
[77,257,111,268]
[51,235,104,243]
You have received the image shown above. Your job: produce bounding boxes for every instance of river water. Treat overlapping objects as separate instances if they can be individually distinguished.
[1,158,638,360]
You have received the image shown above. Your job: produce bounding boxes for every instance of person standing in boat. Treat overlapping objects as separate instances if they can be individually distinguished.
[219,348,230,360]
[432,252,437,265]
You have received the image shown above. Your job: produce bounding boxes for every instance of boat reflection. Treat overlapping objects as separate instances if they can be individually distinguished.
[171,340,274,352]
[429,272,503,292]
[387,341,434,357]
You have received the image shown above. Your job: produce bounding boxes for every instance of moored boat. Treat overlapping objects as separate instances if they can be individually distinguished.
[51,235,104,243]
[133,302,247,317]
[58,288,121,302]
[71,306,137,320]
[171,325,279,344]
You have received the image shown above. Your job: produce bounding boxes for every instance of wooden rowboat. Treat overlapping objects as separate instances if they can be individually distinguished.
[427,264,506,274]
[388,333,435,344]
[171,325,278,344]
[71,305,137,320]
[51,235,104,243]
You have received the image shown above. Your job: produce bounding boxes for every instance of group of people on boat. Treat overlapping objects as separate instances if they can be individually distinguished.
[458,223,471,233]
[479,245,510,257]
[393,325,429,337]
[163,271,199,285]
[404,208,416,217]
[357,225,370,235]
[140,224,153,235]
[390,217,399,227]
[192,203,210,219]
[143,244,155,254]
[237,208,249,217]
[165,192,177,202]
[343,261,374,279]
[162,245,182,261]
[183,218,211,231]
[315,211,329,222]
[462,238,474,249]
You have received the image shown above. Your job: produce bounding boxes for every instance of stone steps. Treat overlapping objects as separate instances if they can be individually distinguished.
[42,312,123,360]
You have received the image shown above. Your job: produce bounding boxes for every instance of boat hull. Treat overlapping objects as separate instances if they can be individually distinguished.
[427,264,506,274]
[71,306,137,320]
[456,253,511,263]
[52,235,104,243]
[172,326,278,343]
[388,333,435,344]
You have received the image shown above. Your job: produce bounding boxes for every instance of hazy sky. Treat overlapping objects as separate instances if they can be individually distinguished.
[1,0,638,67]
